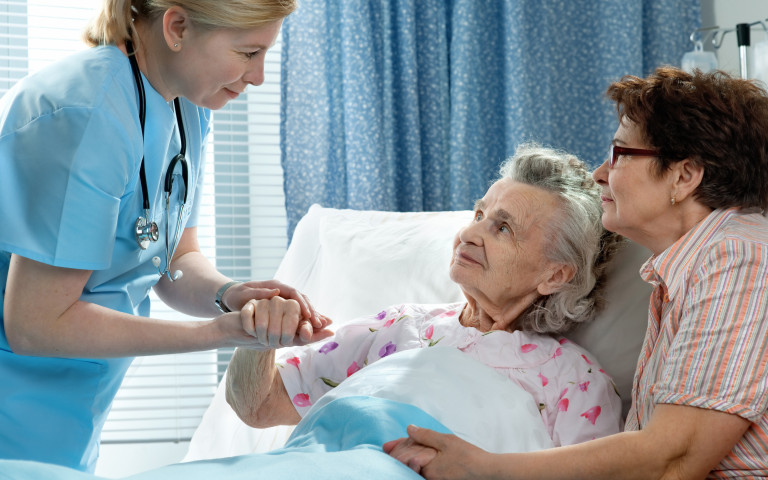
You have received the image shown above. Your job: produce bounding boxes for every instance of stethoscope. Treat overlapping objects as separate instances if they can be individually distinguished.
[128,40,187,282]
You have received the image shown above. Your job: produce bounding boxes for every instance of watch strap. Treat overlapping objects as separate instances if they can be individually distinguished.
[215,281,241,313]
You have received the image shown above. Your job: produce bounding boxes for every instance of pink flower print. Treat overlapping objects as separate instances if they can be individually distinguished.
[558,338,570,345]
[293,393,312,408]
[553,347,562,358]
[580,406,601,425]
[286,357,300,369]
[438,310,458,317]
[346,361,361,377]
[581,354,593,365]
[319,341,339,354]
[379,341,397,358]
[557,398,569,412]
[579,381,590,392]
[376,311,387,320]
[425,324,434,340]
[521,344,538,353]
[383,318,395,328]
[538,373,549,387]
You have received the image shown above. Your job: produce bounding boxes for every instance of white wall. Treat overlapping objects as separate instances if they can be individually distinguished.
[700,0,768,76]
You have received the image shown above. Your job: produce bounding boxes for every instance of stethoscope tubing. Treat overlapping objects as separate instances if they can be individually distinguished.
[127,39,188,281]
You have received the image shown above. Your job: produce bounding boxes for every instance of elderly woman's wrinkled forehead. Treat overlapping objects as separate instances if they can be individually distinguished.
[476,179,562,233]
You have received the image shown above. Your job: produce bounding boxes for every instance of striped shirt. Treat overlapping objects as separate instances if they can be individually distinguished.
[625,208,768,478]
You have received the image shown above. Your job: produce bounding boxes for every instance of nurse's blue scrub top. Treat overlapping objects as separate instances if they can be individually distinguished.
[0,46,210,472]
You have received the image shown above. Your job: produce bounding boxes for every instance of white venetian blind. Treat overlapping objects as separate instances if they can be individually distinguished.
[0,0,288,443]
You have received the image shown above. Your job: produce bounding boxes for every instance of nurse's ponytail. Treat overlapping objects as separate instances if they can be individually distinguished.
[82,0,134,47]
[83,0,296,48]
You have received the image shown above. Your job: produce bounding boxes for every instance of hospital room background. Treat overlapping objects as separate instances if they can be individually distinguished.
[0,0,764,477]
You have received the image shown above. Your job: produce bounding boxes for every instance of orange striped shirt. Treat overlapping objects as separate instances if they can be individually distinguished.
[625,208,768,478]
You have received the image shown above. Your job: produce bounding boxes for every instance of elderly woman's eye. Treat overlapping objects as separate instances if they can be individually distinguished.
[499,224,510,234]
[474,212,483,222]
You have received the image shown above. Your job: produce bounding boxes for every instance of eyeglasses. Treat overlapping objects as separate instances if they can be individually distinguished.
[608,145,661,168]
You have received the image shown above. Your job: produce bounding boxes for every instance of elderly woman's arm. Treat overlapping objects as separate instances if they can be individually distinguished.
[225,348,301,427]
[386,403,749,480]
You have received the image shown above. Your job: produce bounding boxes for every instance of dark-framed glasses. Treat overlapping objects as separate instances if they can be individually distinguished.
[608,145,661,168]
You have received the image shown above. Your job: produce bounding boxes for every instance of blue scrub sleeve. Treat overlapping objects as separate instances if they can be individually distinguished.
[0,102,141,269]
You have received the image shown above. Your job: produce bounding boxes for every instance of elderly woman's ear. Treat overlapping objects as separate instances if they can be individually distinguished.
[536,264,576,296]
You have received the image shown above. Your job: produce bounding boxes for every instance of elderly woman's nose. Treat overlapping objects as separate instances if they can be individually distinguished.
[458,221,483,245]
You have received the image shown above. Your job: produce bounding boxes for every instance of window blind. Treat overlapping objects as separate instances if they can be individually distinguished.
[0,0,288,443]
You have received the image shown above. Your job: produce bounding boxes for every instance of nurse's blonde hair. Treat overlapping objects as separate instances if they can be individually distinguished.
[83,0,296,47]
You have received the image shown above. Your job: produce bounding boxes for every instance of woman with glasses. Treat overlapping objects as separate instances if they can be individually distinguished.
[386,66,768,479]
[0,0,331,472]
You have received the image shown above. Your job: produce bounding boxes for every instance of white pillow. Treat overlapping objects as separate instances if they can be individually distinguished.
[306,346,554,453]
[296,207,469,323]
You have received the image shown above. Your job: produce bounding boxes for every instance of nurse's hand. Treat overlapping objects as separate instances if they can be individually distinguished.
[222,297,334,350]
[222,280,332,331]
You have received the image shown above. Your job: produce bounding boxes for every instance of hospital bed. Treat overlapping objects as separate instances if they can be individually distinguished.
[184,204,652,461]
[0,205,653,479]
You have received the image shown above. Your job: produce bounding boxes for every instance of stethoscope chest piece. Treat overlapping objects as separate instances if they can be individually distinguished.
[135,215,159,250]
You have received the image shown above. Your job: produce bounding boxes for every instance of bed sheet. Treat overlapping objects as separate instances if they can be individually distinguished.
[0,347,552,479]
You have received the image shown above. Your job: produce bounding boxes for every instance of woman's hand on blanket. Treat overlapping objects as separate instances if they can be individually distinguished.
[384,425,491,479]
[224,296,334,350]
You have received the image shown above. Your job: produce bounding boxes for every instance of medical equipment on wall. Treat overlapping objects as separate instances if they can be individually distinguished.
[686,20,768,81]
[127,40,188,282]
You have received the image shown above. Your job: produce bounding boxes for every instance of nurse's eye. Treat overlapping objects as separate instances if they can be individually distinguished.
[241,50,262,60]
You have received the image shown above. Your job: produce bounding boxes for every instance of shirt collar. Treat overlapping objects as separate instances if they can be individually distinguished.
[639,208,738,298]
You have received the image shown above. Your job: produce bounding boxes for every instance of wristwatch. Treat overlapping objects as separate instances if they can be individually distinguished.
[214,281,241,313]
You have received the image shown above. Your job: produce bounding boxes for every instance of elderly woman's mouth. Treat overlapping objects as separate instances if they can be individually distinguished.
[454,249,482,266]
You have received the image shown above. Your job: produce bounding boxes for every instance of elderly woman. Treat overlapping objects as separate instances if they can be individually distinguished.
[385,67,768,479]
[226,143,625,448]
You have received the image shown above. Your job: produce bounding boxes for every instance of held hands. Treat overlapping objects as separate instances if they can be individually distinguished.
[221,279,330,331]
[218,283,333,350]
[383,426,489,479]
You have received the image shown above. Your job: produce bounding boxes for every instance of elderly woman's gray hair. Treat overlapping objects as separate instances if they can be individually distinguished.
[501,143,623,334]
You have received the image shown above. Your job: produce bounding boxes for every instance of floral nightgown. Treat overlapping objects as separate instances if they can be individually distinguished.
[277,302,623,446]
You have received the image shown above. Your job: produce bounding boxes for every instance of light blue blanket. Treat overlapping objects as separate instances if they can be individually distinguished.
[0,396,450,480]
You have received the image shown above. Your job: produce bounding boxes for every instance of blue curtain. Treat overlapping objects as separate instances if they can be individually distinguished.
[281,0,701,237]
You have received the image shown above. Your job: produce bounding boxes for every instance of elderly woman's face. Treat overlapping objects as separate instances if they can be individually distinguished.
[450,178,563,315]
[592,120,674,249]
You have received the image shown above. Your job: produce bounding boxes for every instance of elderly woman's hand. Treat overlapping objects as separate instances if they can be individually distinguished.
[384,425,493,479]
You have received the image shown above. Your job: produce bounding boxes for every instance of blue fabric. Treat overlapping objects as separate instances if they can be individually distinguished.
[280,0,701,237]
[0,396,449,480]
[0,45,210,472]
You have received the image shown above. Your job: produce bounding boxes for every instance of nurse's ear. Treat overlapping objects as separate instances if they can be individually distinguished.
[162,6,189,52]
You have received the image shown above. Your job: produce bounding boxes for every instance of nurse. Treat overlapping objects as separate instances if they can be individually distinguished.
[0,0,332,473]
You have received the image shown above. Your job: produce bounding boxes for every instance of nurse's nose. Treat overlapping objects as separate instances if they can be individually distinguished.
[244,58,266,87]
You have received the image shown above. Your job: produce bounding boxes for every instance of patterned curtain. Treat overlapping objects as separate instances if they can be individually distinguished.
[280,0,701,237]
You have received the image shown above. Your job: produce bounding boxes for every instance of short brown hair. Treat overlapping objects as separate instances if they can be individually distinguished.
[607,66,768,210]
